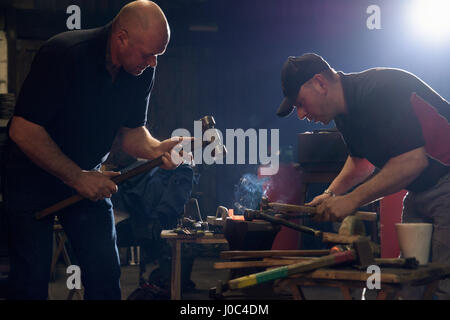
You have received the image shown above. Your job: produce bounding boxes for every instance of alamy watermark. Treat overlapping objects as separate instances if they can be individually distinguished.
[171,121,280,175]
[66,5,81,30]
[66,265,81,290]
[366,265,381,290]
[366,5,381,30]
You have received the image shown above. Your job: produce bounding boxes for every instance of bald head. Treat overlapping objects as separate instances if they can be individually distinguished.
[110,1,170,76]
[113,1,170,44]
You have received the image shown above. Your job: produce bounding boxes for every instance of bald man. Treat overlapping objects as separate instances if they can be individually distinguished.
[3,1,177,299]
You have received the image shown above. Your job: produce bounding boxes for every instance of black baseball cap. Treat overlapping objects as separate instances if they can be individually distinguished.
[277,53,331,117]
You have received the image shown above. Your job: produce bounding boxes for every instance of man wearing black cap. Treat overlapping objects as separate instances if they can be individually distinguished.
[277,53,450,299]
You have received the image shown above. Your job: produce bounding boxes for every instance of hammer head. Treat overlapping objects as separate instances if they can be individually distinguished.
[199,115,227,160]
[200,115,216,131]
[352,238,375,269]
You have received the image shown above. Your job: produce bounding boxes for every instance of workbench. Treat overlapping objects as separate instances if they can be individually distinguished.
[275,263,450,300]
[160,230,228,300]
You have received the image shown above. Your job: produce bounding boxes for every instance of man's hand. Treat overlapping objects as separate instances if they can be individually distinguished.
[158,136,194,170]
[314,195,359,222]
[120,127,196,169]
[305,192,333,207]
[70,170,121,201]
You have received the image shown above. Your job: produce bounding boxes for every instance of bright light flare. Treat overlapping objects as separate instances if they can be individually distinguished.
[409,0,450,42]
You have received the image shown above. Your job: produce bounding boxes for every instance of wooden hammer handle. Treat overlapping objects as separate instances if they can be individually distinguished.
[268,202,377,221]
[226,250,357,291]
[220,250,331,260]
[111,157,163,184]
[35,194,84,220]
[35,157,163,220]
[321,232,366,244]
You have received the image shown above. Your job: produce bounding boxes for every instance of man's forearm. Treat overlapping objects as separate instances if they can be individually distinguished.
[9,116,83,186]
[328,156,375,195]
[120,126,162,159]
[346,148,428,208]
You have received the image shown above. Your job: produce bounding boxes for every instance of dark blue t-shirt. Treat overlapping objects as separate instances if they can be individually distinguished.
[6,22,154,176]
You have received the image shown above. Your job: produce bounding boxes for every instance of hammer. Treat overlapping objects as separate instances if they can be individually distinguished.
[244,209,364,244]
[210,238,374,296]
[35,116,225,220]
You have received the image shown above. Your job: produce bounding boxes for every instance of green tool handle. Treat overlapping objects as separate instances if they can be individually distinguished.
[226,250,356,290]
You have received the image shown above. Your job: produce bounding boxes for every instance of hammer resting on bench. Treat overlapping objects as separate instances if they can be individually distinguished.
[210,238,374,296]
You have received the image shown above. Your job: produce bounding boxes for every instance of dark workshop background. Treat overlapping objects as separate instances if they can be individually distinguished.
[0,0,449,217]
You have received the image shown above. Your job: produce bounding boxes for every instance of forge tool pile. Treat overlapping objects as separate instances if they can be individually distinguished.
[194,198,429,299]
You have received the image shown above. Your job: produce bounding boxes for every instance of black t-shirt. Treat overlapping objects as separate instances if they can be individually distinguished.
[335,68,450,192]
[5,23,154,177]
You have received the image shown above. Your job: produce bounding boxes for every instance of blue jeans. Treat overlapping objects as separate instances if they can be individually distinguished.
[4,169,121,300]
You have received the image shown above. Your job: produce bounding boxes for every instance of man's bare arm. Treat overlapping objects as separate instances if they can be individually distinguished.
[307,155,375,206]
[315,147,428,221]
[120,126,191,170]
[9,116,119,200]
[119,126,161,159]
[346,147,428,208]
[328,155,375,195]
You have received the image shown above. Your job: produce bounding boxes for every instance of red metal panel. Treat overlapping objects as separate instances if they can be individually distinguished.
[379,190,407,258]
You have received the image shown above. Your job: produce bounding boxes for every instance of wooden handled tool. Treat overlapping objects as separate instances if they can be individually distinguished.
[210,239,374,295]
[35,116,224,220]
[220,249,331,260]
[214,257,419,270]
[244,209,366,244]
[268,202,377,221]
[35,157,163,220]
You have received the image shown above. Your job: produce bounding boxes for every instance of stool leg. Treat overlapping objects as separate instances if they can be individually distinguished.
[60,233,70,266]
[290,284,306,300]
[136,246,140,265]
[170,240,182,300]
[50,231,65,280]
[340,286,353,300]
[130,246,136,265]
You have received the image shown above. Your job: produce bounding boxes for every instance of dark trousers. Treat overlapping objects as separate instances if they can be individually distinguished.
[401,172,450,299]
[4,170,121,300]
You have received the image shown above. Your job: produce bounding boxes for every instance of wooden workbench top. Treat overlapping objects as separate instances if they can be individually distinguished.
[160,230,227,243]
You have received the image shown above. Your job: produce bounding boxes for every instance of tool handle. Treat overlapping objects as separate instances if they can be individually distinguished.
[268,202,377,221]
[255,211,322,237]
[111,157,163,184]
[352,210,378,221]
[226,250,356,290]
[35,157,164,220]
[220,250,330,260]
[321,232,364,244]
[248,209,367,244]
[35,194,84,220]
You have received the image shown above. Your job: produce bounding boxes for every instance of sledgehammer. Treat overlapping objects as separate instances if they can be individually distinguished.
[210,238,374,297]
